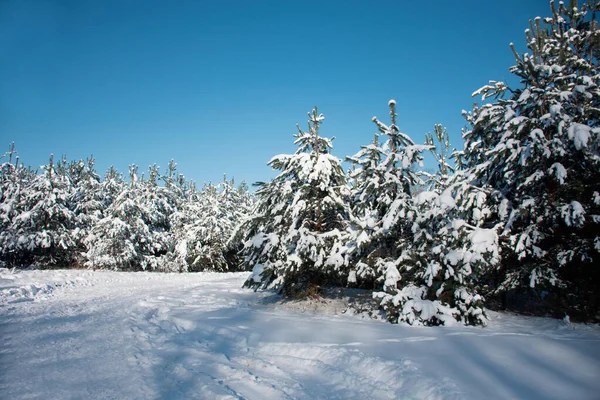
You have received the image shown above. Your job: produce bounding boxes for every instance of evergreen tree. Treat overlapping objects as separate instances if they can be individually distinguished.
[340,102,487,325]
[423,124,455,191]
[460,0,600,319]
[137,163,177,268]
[243,108,350,296]
[0,144,36,266]
[70,157,104,266]
[101,165,125,207]
[344,133,386,286]
[84,164,163,271]
[344,100,428,290]
[375,127,495,326]
[1,155,78,268]
[220,177,255,269]
[188,182,230,271]
[170,177,253,272]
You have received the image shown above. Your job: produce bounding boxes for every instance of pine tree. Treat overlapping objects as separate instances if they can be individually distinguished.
[344,100,428,291]
[242,108,350,296]
[169,177,253,272]
[190,182,230,271]
[376,127,495,326]
[423,125,455,191]
[84,164,158,270]
[0,144,36,266]
[461,0,600,320]
[2,154,78,268]
[70,157,104,266]
[342,102,485,325]
[344,133,386,286]
[220,177,255,269]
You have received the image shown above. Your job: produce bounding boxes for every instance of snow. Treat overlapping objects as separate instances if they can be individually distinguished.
[567,123,591,150]
[561,201,586,227]
[1,269,600,400]
[469,228,499,255]
[415,191,438,205]
[549,162,568,184]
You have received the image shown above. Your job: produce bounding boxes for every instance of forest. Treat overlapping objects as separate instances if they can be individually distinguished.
[1,0,598,326]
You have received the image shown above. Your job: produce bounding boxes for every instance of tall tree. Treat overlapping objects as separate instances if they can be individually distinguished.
[460,0,600,319]
[70,157,104,266]
[344,100,428,289]
[243,108,350,296]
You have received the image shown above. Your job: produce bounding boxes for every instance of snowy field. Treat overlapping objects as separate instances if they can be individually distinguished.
[1,269,599,400]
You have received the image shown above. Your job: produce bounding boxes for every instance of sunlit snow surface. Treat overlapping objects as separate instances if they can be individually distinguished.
[1,269,599,399]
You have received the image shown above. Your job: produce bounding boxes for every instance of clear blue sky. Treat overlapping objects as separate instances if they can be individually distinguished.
[2,0,551,187]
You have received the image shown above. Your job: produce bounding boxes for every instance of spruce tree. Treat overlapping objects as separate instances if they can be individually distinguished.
[70,157,104,266]
[423,125,455,191]
[170,177,253,272]
[0,144,36,266]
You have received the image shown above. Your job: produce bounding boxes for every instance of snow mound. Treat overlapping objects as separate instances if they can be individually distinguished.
[0,268,93,304]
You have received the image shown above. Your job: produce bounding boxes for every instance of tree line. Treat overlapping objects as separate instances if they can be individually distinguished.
[0,151,253,273]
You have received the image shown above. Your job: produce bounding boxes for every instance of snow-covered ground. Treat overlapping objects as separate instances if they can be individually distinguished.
[1,269,599,400]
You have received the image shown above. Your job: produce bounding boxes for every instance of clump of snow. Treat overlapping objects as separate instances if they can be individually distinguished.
[549,162,568,184]
[561,201,586,227]
[469,228,499,255]
[567,123,591,150]
[247,263,264,284]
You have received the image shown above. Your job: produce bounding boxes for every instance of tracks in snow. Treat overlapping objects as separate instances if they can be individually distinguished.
[126,277,460,400]
[4,270,598,399]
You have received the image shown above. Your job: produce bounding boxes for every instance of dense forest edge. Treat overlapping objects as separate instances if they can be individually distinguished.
[2,0,599,325]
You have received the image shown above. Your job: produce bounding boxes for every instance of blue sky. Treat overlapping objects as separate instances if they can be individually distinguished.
[2,0,551,187]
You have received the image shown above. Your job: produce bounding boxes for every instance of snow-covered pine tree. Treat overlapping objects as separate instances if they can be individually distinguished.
[461,0,600,320]
[69,157,104,266]
[188,182,230,271]
[137,163,177,269]
[423,125,455,191]
[0,144,36,266]
[84,164,159,270]
[169,177,253,272]
[374,126,495,326]
[220,177,255,269]
[344,133,386,286]
[344,100,428,292]
[344,101,482,325]
[242,108,350,296]
[101,165,125,207]
[169,179,198,272]
[1,154,78,268]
